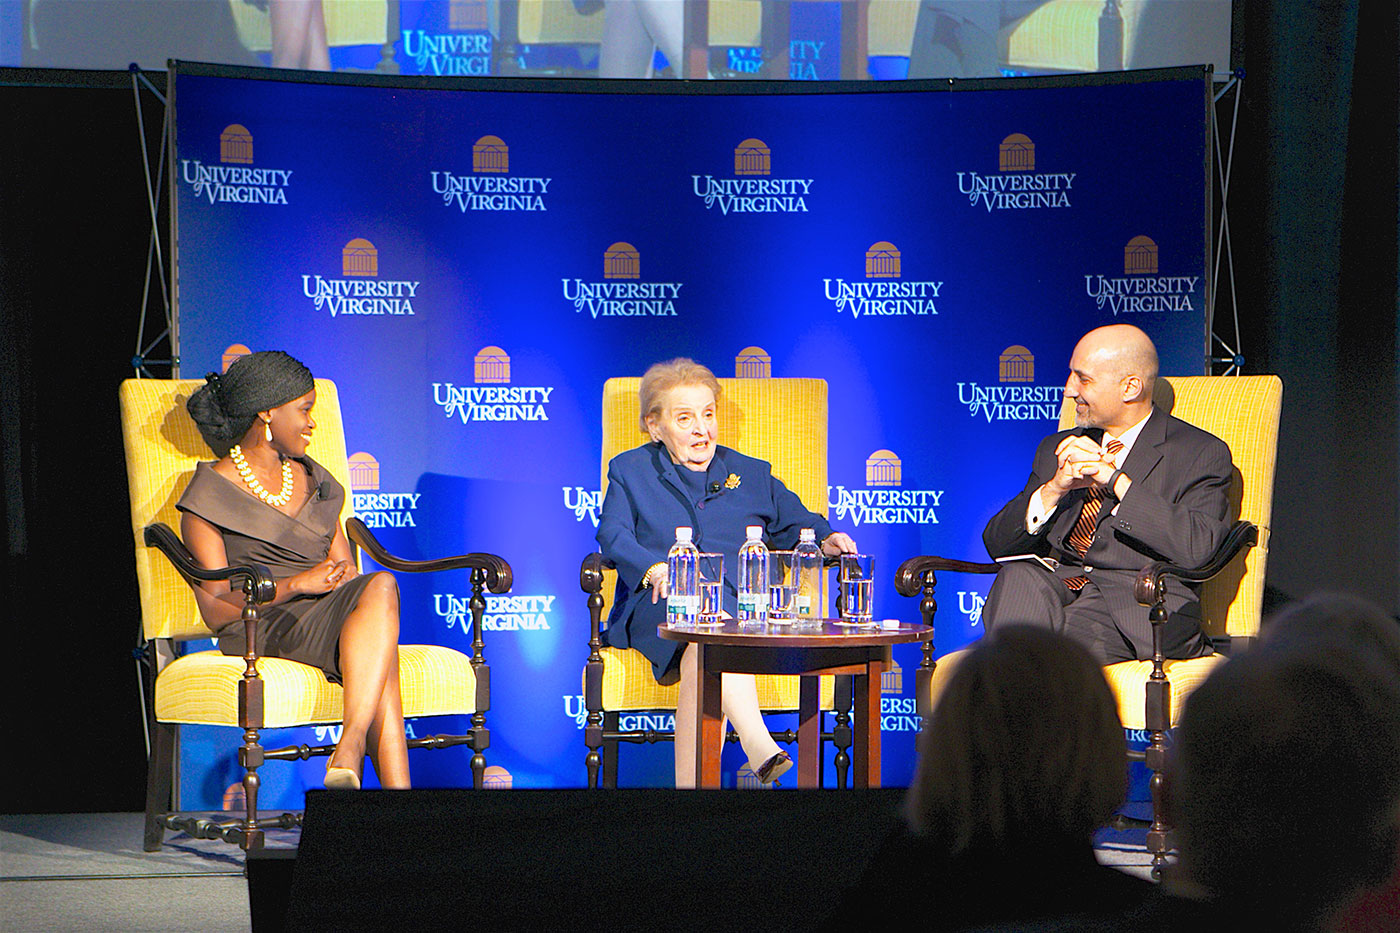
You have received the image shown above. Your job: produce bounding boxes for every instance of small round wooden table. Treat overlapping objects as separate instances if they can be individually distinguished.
[658,620,933,789]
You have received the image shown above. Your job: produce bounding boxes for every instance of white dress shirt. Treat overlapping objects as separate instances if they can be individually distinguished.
[1025,412,1151,534]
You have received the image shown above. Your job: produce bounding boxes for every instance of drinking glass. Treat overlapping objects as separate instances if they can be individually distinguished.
[767,550,797,625]
[695,553,725,625]
[838,554,875,626]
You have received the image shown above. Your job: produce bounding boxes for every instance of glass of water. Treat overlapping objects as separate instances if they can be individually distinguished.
[695,553,725,625]
[838,554,876,626]
[767,550,797,625]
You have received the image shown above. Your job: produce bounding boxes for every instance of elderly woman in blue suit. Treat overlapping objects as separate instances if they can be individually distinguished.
[597,358,857,787]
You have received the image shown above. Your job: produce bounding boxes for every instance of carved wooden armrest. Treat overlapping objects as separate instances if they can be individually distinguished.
[1133,521,1258,607]
[894,555,999,598]
[892,554,996,720]
[579,551,615,596]
[345,517,512,594]
[144,522,276,605]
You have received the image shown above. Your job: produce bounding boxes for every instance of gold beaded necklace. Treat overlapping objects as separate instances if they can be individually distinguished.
[229,444,295,507]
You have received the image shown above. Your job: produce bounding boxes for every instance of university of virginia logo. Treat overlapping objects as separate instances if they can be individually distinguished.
[221,343,252,372]
[432,346,555,423]
[955,133,1075,212]
[348,452,421,528]
[829,450,943,526]
[1084,236,1200,315]
[563,486,602,526]
[436,593,555,632]
[401,6,492,77]
[956,345,1064,422]
[734,346,771,378]
[561,243,684,319]
[692,138,813,214]
[959,590,986,626]
[181,123,292,205]
[822,242,942,319]
[432,135,552,212]
[300,238,421,318]
[563,694,674,733]
[880,660,921,732]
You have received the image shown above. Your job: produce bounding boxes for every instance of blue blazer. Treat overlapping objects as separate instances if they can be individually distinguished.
[597,442,834,680]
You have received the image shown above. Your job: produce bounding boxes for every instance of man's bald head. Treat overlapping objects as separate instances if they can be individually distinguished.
[1065,324,1159,433]
[1074,325,1158,402]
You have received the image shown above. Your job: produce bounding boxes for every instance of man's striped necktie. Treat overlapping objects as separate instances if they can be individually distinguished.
[1063,439,1124,591]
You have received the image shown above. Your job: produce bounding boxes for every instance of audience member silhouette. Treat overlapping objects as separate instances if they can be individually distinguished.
[821,625,1150,931]
[1009,592,1400,933]
[1167,592,1400,931]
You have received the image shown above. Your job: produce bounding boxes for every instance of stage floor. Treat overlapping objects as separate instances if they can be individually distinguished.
[0,813,296,932]
[1,809,1154,931]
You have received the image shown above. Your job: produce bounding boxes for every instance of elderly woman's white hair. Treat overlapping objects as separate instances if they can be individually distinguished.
[637,358,723,433]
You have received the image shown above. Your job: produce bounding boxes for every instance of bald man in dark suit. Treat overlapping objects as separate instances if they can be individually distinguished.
[981,325,1234,663]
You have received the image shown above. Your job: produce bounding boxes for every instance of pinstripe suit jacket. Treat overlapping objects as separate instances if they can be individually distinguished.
[982,407,1234,658]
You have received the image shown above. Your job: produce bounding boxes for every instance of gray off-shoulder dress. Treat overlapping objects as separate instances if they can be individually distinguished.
[176,456,375,684]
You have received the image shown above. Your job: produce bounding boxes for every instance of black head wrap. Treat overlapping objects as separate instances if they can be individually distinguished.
[186,351,314,457]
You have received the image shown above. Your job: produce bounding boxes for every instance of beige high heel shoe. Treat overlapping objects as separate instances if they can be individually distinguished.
[755,750,792,785]
[325,757,361,790]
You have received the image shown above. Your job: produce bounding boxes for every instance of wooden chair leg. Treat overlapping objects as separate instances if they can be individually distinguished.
[916,637,937,721]
[468,568,491,788]
[833,675,853,789]
[602,711,620,789]
[470,671,490,790]
[582,556,607,787]
[1144,600,1172,878]
[585,729,603,789]
[585,653,604,789]
[469,701,490,790]
[472,746,486,789]
[237,723,267,852]
[143,719,176,851]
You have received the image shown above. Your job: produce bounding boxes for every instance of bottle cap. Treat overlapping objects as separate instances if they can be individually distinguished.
[799,528,816,542]
[675,527,693,543]
[745,525,763,540]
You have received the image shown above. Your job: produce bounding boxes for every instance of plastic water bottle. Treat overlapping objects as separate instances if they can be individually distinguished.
[794,528,824,622]
[666,527,700,626]
[737,525,770,623]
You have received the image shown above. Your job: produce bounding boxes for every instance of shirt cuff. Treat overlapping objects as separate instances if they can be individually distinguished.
[1025,490,1054,534]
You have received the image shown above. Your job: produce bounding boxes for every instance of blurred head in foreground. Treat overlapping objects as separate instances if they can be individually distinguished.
[905,625,1126,853]
[1171,592,1400,928]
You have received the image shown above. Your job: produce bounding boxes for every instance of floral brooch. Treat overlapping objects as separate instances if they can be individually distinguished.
[724,473,742,489]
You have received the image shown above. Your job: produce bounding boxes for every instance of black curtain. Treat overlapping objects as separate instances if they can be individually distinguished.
[1,74,159,814]
[1237,0,1399,614]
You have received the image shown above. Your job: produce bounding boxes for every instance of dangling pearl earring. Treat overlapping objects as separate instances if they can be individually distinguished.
[264,420,273,444]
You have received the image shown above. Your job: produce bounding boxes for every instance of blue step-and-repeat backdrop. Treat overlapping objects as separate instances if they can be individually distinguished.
[170,64,1210,807]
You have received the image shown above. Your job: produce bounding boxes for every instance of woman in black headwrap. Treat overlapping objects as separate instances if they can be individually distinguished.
[178,351,407,791]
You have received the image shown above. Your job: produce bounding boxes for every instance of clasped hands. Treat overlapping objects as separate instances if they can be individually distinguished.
[288,557,359,597]
[1049,435,1120,495]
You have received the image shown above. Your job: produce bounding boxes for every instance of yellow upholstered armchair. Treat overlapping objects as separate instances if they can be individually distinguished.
[579,377,840,787]
[121,378,511,852]
[894,374,1282,874]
